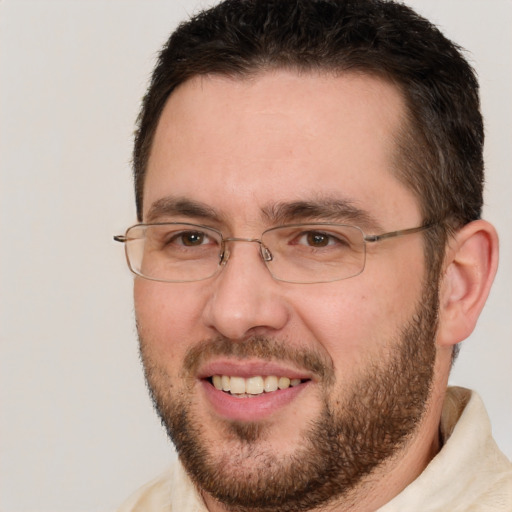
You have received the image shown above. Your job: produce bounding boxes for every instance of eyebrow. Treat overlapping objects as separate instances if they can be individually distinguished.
[145,196,224,224]
[145,195,383,231]
[261,198,383,231]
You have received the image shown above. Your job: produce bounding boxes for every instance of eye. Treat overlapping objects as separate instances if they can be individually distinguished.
[296,230,348,248]
[170,230,212,247]
[304,232,331,247]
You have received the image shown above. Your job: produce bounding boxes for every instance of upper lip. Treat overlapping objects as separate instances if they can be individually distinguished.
[197,359,314,380]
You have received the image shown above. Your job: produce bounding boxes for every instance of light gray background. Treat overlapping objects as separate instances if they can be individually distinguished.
[1,1,510,511]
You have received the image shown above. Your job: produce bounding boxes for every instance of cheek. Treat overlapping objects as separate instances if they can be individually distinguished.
[134,279,206,363]
[293,275,423,372]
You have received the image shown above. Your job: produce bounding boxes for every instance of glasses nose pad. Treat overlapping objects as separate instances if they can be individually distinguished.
[261,245,273,262]
[219,244,230,266]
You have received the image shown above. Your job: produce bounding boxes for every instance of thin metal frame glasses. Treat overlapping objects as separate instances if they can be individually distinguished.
[114,222,434,284]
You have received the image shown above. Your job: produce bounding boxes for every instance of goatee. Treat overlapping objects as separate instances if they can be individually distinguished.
[139,280,439,512]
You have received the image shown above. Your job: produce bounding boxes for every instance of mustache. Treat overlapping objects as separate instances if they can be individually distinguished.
[182,335,334,383]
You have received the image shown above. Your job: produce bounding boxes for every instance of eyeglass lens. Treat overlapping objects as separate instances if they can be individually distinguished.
[123,223,367,284]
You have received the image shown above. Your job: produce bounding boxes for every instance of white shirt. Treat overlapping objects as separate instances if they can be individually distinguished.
[118,387,512,511]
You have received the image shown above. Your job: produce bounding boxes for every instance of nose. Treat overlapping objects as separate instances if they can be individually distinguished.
[202,239,289,340]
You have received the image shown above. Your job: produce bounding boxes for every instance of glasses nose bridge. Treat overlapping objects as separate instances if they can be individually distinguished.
[220,236,273,266]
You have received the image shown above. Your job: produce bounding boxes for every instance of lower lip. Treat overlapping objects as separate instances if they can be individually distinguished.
[201,380,309,422]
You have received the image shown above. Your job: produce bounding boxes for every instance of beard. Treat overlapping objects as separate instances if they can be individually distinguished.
[138,278,439,512]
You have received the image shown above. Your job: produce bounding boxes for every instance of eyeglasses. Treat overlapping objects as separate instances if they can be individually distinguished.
[114,222,434,284]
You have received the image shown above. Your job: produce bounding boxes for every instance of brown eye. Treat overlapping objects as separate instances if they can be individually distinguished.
[180,231,206,246]
[292,230,351,249]
[306,232,330,247]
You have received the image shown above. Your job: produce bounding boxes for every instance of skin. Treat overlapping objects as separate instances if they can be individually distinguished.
[134,70,498,511]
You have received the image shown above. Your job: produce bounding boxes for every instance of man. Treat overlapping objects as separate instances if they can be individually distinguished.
[115,0,512,510]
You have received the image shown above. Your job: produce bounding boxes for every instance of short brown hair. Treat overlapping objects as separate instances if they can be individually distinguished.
[133,0,483,244]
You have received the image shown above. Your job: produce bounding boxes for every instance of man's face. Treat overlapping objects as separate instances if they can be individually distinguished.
[135,71,439,511]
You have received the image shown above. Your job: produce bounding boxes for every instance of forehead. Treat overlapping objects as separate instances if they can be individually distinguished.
[144,70,420,229]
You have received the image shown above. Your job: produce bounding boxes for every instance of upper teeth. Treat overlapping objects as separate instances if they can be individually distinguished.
[212,375,302,395]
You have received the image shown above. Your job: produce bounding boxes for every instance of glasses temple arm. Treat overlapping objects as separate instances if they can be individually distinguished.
[364,223,436,243]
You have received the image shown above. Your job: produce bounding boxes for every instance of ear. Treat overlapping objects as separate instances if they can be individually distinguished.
[437,220,499,348]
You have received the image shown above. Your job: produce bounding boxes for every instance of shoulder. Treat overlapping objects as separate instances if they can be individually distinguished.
[117,459,207,512]
[379,387,512,511]
[432,387,512,510]
[117,470,172,512]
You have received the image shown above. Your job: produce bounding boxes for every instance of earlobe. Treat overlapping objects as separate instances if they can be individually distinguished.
[437,220,499,347]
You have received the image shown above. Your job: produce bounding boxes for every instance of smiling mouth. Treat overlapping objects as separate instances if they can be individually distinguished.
[208,375,308,397]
